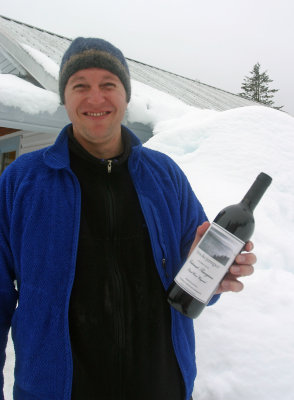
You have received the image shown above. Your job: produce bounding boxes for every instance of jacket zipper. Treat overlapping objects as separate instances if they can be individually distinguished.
[162,258,169,279]
[107,160,112,173]
[106,173,125,400]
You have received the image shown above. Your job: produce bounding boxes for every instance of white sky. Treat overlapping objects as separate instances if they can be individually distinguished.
[1,0,294,115]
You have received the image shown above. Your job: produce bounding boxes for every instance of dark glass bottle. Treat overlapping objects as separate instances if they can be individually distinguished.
[167,172,272,319]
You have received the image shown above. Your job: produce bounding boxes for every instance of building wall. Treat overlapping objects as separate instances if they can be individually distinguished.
[0,134,20,175]
[20,131,58,155]
[0,130,58,174]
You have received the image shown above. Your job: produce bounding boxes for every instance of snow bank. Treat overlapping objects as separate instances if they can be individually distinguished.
[194,268,294,400]
[129,81,294,274]
[149,105,294,274]
[128,80,217,128]
[129,81,294,399]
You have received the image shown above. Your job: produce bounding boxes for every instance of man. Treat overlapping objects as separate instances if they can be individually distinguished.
[0,38,255,400]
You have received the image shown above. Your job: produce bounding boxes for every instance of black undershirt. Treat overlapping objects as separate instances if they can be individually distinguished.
[67,127,185,400]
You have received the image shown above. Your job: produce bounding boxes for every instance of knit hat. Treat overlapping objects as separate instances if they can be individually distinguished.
[59,37,131,104]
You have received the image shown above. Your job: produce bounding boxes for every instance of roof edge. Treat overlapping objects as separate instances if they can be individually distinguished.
[0,14,72,41]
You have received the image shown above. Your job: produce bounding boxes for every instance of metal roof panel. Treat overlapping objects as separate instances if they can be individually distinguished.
[0,14,259,111]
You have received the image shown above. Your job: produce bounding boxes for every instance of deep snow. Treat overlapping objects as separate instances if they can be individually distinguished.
[2,78,294,400]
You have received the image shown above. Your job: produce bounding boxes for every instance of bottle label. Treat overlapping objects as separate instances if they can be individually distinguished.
[174,222,245,304]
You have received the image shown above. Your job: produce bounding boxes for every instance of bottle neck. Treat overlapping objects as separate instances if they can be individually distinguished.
[241,173,272,212]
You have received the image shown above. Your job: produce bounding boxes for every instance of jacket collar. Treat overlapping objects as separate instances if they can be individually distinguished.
[43,124,142,170]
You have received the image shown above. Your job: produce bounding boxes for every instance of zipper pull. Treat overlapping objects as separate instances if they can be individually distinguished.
[107,160,112,174]
[162,258,169,278]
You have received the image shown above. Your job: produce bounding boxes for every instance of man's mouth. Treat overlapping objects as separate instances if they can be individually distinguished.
[84,111,110,117]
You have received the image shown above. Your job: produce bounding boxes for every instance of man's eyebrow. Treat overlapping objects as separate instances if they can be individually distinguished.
[68,75,87,84]
[102,73,119,80]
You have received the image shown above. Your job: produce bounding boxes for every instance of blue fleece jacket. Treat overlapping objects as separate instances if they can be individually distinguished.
[0,125,217,400]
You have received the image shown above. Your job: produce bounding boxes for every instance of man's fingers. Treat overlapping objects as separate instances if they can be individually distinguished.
[235,252,257,266]
[218,278,244,293]
[230,264,255,277]
[244,240,254,252]
[188,221,210,256]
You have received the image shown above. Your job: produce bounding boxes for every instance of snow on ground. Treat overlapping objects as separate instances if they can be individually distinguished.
[3,79,294,399]
[130,82,294,400]
[194,268,294,400]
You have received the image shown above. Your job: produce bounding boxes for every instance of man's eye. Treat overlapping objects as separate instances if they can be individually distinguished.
[103,82,116,88]
[73,84,86,90]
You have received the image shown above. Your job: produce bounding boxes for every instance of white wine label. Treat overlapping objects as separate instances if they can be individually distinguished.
[175,222,245,304]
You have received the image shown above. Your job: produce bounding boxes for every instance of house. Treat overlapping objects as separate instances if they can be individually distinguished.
[0,14,257,175]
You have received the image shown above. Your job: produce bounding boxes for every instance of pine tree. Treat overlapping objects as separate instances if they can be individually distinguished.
[239,62,283,110]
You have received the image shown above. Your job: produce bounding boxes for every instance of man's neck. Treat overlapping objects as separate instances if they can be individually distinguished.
[73,130,123,160]
[67,126,131,165]
[78,137,124,160]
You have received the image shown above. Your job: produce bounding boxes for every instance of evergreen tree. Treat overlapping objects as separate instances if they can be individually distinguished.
[239,62,283,110]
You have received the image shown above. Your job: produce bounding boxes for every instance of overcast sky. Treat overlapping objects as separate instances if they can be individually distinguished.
[1,0,294,115]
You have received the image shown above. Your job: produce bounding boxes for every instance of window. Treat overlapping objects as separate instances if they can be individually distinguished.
[0,151,16,175]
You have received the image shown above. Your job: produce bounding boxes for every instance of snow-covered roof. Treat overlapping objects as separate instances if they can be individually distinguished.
[0,14,257,112]
[128,60,257,110]
[0,15,70,134]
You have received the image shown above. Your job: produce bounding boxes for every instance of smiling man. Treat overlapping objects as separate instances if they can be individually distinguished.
[0,37,256,400]
[63,68,127,158]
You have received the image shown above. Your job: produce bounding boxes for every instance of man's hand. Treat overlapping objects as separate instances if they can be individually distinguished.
[216,240,256,294]
[189,221,256,294]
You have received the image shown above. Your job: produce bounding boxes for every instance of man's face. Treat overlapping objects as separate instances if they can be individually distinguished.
[64,68,128,158]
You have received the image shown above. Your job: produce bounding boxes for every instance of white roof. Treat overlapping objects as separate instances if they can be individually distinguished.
[0,14,258,112]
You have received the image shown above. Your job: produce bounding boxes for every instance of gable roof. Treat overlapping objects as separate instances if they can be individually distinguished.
[0,14,258,113]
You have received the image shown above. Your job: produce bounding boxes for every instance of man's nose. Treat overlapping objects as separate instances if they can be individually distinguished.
[87,87,105,104]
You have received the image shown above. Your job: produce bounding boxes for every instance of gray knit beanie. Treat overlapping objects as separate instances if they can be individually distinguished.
[59,37,131,104]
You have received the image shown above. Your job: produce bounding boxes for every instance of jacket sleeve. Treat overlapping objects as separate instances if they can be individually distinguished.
[175,165,207,263]
[0,170,18,398]
[175,163,220,306]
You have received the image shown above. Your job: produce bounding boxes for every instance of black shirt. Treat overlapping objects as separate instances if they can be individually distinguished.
[67,127,185,400]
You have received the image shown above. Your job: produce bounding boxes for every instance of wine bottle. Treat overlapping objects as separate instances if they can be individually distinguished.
[167,172,272,319]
